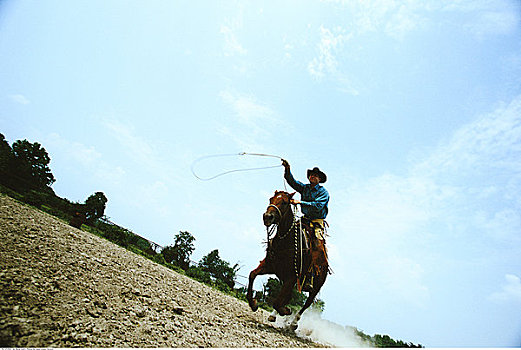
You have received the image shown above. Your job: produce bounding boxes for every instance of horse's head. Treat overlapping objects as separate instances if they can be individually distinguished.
[263,190,295,227]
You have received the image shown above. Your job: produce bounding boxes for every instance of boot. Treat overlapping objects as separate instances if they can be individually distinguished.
[303,243,326,293]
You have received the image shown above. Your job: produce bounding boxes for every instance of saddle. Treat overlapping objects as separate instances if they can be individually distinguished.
[300,217,328,248]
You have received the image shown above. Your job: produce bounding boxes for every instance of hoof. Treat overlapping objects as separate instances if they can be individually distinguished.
[276,307,291,316]
[290,314,301,331]
[268,310,277,322]
[249,299,258,312]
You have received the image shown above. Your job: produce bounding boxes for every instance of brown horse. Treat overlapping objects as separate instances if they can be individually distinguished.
[246,190,328,330]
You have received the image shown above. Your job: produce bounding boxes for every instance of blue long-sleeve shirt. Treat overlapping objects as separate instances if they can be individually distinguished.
[284,169,329,220]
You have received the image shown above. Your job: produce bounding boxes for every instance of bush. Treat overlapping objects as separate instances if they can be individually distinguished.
[24,190,44,208]
[164,262,185,274]
[186,266,212,285]
[96,222,132,247]
[213,279,231,293]
[0,184,24,201]
[153,253,166,265]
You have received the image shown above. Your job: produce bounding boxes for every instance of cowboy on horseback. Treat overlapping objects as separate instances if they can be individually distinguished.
[281,159,329,292]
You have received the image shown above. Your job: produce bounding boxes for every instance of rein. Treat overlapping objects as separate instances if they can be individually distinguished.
[266,203,306,281]
[265,199,293,240]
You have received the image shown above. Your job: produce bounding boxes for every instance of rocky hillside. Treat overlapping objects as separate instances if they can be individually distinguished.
[0,194,324,347]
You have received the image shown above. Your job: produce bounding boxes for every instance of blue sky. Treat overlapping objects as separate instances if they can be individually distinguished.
[1,0,521,347]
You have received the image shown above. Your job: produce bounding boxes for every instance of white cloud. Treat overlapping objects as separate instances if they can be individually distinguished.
[92,166,126,187]
[102,119,155,163]
[220,24,247,57]
[489,274,521,304]
[384,3,424,40]
[218,89,290,151]
[45,132,126,185]
[307,26,359,95]
[283,41,294,61]
[9,94,30,105]
[320,0,424,38]
[330,95,521,309]
[414,96,521,182]
[47,133,101,167]
[326,0,520,39]
[469,10,519,37]
[308,1,425,91]
[101,119,181,179]
[474,209,521,243]
[405,96,521,250]
[441,0,520,37]
[220,90,274,126]
[308,26,351,80]
[220,7,247,58]
[310,0,518,88]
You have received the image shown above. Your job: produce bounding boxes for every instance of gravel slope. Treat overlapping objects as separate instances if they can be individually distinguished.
[0,194,324,347]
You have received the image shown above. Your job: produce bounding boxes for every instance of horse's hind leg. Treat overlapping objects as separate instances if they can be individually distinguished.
[290,269,328,331]
[247,259,270,312]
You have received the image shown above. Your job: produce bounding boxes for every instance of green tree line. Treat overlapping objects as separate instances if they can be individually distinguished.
[355,330,423,348]
[0,132,309,310]
[0,133,107,225]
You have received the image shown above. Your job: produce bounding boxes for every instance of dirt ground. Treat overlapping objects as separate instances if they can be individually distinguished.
[0,194,326,347]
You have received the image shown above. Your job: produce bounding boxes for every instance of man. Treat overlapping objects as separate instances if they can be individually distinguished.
[281,159,329,291]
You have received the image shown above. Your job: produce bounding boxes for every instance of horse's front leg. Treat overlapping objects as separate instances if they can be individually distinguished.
[247,259,270,312]
[273,278,296,317]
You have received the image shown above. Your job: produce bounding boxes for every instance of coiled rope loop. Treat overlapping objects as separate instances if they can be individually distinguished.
[191,152,284,181]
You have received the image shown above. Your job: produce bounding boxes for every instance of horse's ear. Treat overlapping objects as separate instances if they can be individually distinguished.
[289,192,296,198]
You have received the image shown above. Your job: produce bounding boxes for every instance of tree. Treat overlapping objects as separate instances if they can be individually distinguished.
[161,231,195,270]
[264,277,282,304]
[84,192,108,225]
[0,133,12,175]
[1,138,55,191]
[198,249,239,289]
[311,298,325,313]
[371,334,423,348]
[263,277,310,310]
[186,266,212,285]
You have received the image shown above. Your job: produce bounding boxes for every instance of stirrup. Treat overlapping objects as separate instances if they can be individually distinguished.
[302,274,314,292]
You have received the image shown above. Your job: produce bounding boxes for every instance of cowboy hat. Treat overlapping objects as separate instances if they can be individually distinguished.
[307,167,327,183]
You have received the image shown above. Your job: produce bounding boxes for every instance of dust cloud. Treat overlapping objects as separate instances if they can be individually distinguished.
[275,309,372,347]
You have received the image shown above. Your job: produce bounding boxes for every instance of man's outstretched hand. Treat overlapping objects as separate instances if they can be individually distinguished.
[281,159,290,170]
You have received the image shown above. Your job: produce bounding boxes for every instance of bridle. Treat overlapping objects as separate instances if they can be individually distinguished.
[267,204,283,220]
[265,198,294,242]
[266,196,292,224]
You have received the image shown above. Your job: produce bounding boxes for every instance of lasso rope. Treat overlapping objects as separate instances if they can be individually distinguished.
[191,152,284,181]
